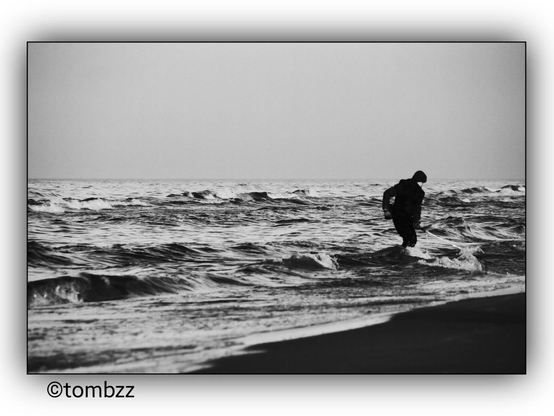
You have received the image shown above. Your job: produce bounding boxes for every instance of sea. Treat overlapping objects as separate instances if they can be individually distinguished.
[27,179,526,373]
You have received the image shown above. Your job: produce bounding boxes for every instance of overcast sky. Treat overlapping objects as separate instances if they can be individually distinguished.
[28,42,525,180]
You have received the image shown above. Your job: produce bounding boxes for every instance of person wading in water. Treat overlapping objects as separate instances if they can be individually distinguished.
[382,171,427,247]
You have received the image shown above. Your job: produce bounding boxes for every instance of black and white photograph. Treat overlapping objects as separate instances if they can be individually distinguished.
[27,41,525,374]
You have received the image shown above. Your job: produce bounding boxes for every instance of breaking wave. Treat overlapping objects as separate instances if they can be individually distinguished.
[27,273,190,307]
[28,197,149,213]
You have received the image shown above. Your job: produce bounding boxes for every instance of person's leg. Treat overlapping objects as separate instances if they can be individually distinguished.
[393,214,417,247]
[401,227,417,247]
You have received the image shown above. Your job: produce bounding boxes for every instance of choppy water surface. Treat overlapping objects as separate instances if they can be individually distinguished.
[27,179,525,373]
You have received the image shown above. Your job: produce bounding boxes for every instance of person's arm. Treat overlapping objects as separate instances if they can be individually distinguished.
[413,192,424,227]
[382,186,397,218]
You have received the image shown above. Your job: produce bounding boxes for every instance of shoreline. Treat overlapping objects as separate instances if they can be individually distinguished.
[237,286,525,348]
[192,292,526,374]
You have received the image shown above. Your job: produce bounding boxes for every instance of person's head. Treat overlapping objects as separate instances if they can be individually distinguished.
[412,170,427,184]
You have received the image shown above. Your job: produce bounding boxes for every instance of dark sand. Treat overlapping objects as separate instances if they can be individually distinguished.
[193,293,526,374]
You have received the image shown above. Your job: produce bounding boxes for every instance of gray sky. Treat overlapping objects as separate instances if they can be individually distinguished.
[28,42,525,180]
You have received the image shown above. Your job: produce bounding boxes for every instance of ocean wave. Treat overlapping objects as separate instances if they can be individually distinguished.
[274,218,314,226]
[427,195,472,207]
[459,186,488,194]
[27,266,269,308]
[28,241,218,271]
[459,184,525,195]
[28,241,75,267]
[421,214,525,243]
[28,196,150,213]
[427,185,525,206]
[88,243,216,267]
[292,189,319,198]
[27,273,190,307]
[418,246,484,273]
[231,242,269,254]
[28,200,67,213]
[500,184,525,192]
[282,253,338,270]
[164,187,319,204]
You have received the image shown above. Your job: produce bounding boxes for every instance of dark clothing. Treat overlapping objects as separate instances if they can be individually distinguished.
[392,212,418,247]
[383,178,425,247]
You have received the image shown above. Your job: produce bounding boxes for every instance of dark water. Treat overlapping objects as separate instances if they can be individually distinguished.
[27,179,525,372]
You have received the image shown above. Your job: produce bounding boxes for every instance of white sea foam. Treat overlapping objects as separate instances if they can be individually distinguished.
[282,252,338,270]
[67,199,114,210]
[214,188,237,199]
[29,202,66,213]
[404,247,434,260]
[419,246,484,273]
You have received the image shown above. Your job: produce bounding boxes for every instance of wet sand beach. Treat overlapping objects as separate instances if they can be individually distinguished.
[194,293,526,374]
